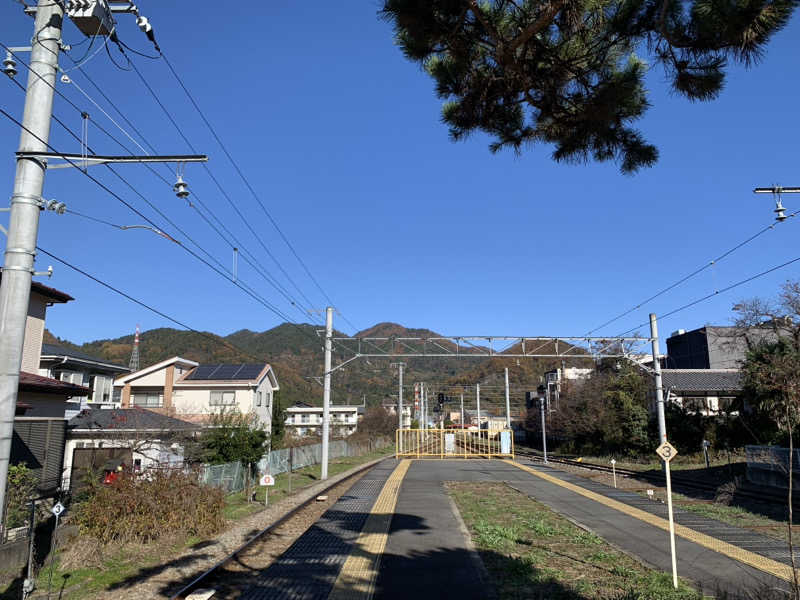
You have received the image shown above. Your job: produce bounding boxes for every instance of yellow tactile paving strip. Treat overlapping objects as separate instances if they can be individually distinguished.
[505,460,796,583]
[328,459,411,600]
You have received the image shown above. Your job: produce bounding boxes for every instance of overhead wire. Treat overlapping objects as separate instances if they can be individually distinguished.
[102,36,386,352]
[156,44,365,333]
[614,253,800,337]
[585,210,798,337]
[114,44,321,316]
[36,246,268,362]
[3,43,324,326]
[0,105,342,357]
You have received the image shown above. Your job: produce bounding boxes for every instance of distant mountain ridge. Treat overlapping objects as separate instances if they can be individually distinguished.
[43,323,586,410]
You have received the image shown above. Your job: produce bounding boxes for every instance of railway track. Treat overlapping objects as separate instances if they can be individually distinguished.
[170,458,386,600]
[515,447,795,508]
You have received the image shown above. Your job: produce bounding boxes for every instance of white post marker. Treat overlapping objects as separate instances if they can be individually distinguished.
[260,472,275,507]
[655,441,679,589]
[610,459,617,488]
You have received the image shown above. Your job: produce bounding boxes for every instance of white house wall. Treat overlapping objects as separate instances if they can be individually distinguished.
[22,293,47,373]
[126,369,168,388]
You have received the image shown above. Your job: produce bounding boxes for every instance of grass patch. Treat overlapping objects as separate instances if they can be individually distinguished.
[223,445,395,520]
[447,481,702,600]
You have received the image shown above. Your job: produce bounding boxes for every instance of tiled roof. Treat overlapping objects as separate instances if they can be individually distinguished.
[661,369,742,393]
[69,408,197,431]
[41,343,129,370]
[19,371,89,395]
[30,281,73,303]
[0,273,74,303]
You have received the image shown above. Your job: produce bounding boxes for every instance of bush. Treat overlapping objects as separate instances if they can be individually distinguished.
[6,463,37,529]
[74,469,225,544]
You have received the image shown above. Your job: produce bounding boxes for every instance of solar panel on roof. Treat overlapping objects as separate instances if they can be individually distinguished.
[186,365,219,380]
[186,363,265,380]
[238,364,264,379]
[211,365,239,379]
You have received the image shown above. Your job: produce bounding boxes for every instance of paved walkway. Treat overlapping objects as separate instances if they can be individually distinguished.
[238,458,793,599]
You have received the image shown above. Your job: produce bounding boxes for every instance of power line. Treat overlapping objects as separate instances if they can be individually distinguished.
[3,80,358,365]
[4,46,323,326]
[0,105,342,356]
[55,50,322,321]
[35,246,266,362]
[615,254,800,337]
[156,45,363,333]
[115,45,321,315]
[585,212,798,336]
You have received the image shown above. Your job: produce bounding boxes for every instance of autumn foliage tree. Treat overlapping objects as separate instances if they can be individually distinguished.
[735,281,800,596]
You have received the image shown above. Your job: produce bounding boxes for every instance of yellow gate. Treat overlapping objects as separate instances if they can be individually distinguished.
[395,428,514,459]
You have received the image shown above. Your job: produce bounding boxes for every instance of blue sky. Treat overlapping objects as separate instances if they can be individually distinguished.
[1,2,798,346]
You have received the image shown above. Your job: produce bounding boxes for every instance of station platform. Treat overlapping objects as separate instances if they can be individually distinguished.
[240,458,792,599]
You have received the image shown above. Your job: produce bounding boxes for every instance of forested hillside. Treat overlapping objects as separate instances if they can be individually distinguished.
[44,323,587,410]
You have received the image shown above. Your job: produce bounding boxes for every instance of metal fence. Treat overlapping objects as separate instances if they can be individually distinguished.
[396,428,514,459]
[745,445,800,489]
[200,437,391,494]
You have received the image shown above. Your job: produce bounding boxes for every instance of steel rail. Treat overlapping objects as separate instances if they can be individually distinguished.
[516,447,798,507]
[170,457,390,600]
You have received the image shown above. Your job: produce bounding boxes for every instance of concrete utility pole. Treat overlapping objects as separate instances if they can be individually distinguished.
[321,307,333,480]
[0,0,64,535]
[418,382,423,429]
[540,397,548,463]
[391,362,405,450]
[650,313,667,444]
[504,368,511,428]
[476,383,481,429]
[460,393,464,429]
[423,384,428,430]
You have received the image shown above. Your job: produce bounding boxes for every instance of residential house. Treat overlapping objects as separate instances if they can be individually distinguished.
[64,408,197,490]
[285,402,359,437]
[39,343,129,410]
[10,278,91,418]
[381,398,411,428]
[657,369,742,416]
[4,277,91,494]
[113,357,278,429]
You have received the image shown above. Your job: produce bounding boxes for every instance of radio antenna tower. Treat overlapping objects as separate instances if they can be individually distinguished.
[129,325,140,372]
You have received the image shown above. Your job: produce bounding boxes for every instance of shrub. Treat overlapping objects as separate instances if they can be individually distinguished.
[6,463,37,529]
[74,469,225,544]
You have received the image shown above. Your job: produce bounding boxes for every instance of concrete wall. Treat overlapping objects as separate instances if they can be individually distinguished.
[0,522,78,580]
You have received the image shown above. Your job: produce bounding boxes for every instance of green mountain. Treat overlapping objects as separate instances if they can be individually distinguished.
[44,323,589,411]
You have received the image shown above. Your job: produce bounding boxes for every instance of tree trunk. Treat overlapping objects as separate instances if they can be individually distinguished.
[788,416,798,598]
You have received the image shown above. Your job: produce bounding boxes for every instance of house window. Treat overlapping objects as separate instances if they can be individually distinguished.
[91,375,113,403]
[301,414,309,423]
[112,388,121,404]
[719,397,736,411]
[256,391,262,407]
[132,393,163,407]
[56,370,84,386]
[210,390,236,406]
